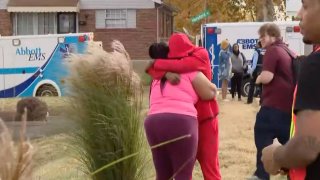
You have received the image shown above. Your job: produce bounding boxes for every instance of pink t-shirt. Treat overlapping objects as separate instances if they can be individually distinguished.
[148,71,199,117]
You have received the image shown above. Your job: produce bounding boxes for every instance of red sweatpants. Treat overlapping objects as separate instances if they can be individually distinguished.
[197,118,221,180]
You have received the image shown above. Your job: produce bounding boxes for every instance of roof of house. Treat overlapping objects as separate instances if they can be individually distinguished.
[8,0,79,7]
[6,0,176,12]
[7,0,79,12]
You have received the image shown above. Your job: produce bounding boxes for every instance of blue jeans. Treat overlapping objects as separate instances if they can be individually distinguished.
[254,106,291,180]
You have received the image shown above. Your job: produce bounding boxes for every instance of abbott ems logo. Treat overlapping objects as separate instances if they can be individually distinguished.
[16,47,46,61]
[237,39,259,49]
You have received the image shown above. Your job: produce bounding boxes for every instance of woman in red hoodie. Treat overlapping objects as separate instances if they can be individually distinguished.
[146,41,217,180]
[147,33,221,180]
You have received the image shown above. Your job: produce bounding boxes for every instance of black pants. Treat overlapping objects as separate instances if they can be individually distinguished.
[231,72,243,99]
[247,71,263,104]
[254,106,291,180]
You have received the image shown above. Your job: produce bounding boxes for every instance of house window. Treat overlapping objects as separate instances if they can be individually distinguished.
[96,9,136,29]
[58,13,76,34]
[38,13,56,34]
[15,13,34,35]
[14,13,57,35]
[159,11,173,39]
[105,9,127,28]
[165,14,172,37]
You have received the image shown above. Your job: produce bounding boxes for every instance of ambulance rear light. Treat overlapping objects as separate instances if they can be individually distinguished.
[207,27,214,34]
[207,27,221,34]
[216,28,221,34]
[286,26,300,33]
[286,27,293,32]
[78,35,89,42]
[293,26,300,32]
[78,35,86,42]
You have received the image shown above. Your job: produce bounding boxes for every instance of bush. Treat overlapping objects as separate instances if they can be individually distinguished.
[66,41,148,180]
[141,73,152,86]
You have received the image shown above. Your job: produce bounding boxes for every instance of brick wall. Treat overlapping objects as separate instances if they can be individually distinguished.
[79,9,158,60]
[0,10,12,36]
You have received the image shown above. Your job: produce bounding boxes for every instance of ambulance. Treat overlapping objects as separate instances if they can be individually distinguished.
[0,33,95,98]
[200,21,313,96]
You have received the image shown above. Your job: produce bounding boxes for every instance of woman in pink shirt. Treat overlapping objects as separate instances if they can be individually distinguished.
[145,43,217,180]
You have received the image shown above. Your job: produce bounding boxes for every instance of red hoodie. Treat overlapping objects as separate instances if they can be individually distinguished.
[146,33,219,122]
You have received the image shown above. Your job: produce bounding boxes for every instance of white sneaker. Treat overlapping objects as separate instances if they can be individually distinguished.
[222,99,230,102]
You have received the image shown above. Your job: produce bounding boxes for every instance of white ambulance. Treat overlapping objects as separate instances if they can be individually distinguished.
[200,21,313,96]
[0,33,94,98]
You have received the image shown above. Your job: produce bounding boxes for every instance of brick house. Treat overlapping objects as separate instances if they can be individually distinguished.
[0,0,175,60]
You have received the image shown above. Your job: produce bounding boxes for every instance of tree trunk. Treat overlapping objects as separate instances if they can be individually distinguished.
[266,0,275,21]
[256,0,275,22]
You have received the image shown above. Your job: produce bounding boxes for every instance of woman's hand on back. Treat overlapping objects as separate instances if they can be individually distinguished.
[165,72,181,85]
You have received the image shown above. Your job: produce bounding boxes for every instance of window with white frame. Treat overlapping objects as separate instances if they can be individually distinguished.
[105,9,127,28]
[96,9,136,29]
[13,13,57,35]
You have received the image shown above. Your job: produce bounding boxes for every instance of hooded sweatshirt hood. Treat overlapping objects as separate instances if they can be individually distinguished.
[168,33,196,58]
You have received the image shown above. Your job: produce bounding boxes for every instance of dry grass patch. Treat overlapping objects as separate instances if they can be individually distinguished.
[0,94,289,180]
[0,97,68,121]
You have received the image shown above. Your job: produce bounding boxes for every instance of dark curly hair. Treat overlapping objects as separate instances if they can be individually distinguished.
[148,42,170,94]
[148,42,169,59]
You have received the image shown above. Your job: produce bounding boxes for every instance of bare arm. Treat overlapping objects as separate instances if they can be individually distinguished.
[192,72,217,100]
[256,71,274,84]
[274,110,320,168]
[257,47,277,84]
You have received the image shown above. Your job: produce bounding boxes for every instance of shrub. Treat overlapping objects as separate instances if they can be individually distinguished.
[66,41,147,180]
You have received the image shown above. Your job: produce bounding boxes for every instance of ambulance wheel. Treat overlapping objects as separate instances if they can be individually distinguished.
[36,84,59,97]
[241,78,251,97]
